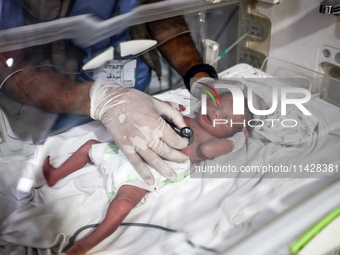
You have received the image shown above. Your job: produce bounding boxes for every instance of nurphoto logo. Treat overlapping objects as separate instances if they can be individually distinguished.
[199,81,312,128]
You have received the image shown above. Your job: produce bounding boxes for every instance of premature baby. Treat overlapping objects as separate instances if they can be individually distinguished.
[43,92,252,255]
[180,91,251,163]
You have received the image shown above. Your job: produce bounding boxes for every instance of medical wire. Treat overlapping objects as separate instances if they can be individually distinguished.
[2,27,237,88]
[289,206,340,254]
[62,175,261,254]
[213,4,239,42]
[124,30,191,64]
[62,222,218,253]
[209,30,252,66]
[0,65,49,90]
[0,30,194,87]
[0,64,80,90]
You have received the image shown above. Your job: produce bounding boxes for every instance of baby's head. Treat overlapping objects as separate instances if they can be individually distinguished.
[195,92,252,138]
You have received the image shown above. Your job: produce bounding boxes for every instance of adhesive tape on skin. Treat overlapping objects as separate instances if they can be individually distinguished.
[82,47,114,71]
[119,40,157,57]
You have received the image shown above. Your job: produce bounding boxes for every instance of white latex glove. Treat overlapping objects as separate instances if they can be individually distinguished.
[90,79,189,185]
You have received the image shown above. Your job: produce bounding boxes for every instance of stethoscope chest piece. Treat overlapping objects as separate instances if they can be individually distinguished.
[163,117,194,145]
[180,127,194,145]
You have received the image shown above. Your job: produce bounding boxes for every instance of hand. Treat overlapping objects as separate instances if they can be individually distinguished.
[90,79,189,185]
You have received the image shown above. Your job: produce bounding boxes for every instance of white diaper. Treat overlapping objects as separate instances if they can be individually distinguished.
[89,142,190,200]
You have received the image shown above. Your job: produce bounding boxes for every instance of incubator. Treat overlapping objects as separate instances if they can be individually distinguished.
[0,0,340,254]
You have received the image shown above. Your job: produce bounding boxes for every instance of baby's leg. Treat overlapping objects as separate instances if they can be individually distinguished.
[43,139,100,186]
[65,185,146,255]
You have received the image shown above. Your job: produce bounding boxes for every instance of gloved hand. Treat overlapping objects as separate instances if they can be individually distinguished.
[90,79,189,185]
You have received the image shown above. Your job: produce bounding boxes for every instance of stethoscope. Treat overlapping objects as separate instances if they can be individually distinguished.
[163,117,194,145]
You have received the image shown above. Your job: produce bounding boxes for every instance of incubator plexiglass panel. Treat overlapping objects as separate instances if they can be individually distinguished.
[1,1,340,254]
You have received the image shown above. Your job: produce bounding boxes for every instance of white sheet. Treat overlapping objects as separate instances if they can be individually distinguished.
[1,64,340,255]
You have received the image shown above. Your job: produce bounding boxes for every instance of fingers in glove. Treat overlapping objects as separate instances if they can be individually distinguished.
[161,124,189,150]
[138,148,178,181]
[121,149,156,185]
[154,102,188,149]
[149,138,189,163]
[157,101,187,129]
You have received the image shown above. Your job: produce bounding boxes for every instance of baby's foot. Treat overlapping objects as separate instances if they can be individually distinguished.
[43,156,58,186]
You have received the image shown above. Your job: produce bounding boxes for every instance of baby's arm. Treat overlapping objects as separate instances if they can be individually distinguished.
[65,185,146,255]
[199,127,248,159]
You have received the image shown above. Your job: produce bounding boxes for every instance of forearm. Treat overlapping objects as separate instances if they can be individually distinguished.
[147,17,202,76]
[145,1,210,78]
[0,51,91,115]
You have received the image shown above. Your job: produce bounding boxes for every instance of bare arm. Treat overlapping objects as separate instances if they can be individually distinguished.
[199,137,235,159]
[65,185,146,255]
[199,128,248,159]
[0,50,91,115]
[1,48,188,184]
[145,0,211,81]
[0,1,206,112]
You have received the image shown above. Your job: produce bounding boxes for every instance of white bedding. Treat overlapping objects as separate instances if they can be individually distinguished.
[1,64,340,255]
